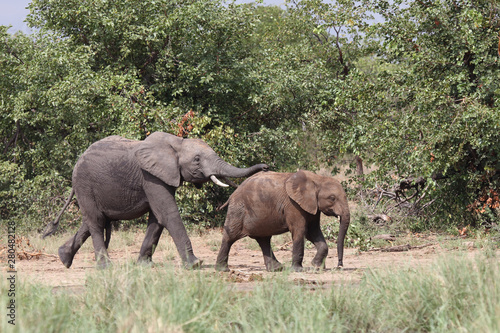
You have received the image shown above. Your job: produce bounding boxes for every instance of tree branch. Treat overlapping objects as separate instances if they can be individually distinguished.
[3,120,21,156]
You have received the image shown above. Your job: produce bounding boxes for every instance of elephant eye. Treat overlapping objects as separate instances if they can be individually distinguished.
[329,195,336,201]
[193,155,200,163]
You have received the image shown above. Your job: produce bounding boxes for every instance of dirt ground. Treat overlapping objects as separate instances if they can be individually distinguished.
[7,231,496,293]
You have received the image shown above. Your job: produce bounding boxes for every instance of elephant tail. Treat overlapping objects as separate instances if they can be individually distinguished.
[42,188,75,238]
[216,200,230,211]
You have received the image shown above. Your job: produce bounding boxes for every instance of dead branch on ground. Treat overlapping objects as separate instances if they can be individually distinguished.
[369,243,434,252]
[363,176,440,221]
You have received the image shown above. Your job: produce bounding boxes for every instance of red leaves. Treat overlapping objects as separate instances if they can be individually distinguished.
[176,110,195,137]
[468,189,500,213]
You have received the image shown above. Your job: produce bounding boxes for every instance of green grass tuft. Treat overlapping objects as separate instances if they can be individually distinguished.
[1,254,499,332]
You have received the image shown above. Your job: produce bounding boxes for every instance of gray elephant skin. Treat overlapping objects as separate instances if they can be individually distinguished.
[43,132,268,269]
[215,170,350,272]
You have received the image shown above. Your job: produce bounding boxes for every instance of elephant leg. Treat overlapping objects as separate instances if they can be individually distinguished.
[58,222,91,268]
[160,204,201,269]
[104,220,112,249]
[215,228,236,272]
[86,214,112,269]
[255,236,283,272]
[144,177,201,269]
[306,219,328,269]
[138,212,164,263]
[290,228,306,272]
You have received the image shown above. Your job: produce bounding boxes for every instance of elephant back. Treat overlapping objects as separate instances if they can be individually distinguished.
[72,135,142,186]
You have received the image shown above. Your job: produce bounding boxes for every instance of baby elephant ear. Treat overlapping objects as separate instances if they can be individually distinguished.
[134,140,181,188]
[285,170,318,215]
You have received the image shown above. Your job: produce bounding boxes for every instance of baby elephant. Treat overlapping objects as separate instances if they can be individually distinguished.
[216,170,350,272]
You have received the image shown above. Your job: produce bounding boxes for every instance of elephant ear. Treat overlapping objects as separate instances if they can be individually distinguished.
[285,170,318,215]
[134,139,181,188]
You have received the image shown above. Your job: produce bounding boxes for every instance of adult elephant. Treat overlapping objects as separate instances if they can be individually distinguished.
[43,132,268,269]
[215,170,350,272]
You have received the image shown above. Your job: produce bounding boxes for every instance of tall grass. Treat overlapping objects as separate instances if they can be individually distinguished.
[2,253,499,332]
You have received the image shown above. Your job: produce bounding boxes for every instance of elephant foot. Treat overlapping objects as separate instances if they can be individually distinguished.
[96,259,112,270]
[58,246,75,269]
[311,259,326,270]
[265,262,284,272]
[215,262,230,272]
[137,255,154,265]
[184,258,203,270]
[95,252,112,270]
[137,259,155,267]
[290,264,304,272]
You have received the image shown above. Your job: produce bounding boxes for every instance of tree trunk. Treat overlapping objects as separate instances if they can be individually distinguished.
[354,155,364,181]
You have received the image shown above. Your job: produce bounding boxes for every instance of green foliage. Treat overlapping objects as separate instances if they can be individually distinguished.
[27,0,261,126]
[322,215,373,250]
[327,0,500,227]
[1,0,499,233]
[0,26,151,228]
[1,1,262,230]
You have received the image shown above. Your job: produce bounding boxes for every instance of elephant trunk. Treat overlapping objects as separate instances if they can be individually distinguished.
[212,158,268,180]
[337,212,350,267]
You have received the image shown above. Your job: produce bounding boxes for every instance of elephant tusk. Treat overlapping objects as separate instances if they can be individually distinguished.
[210,175,229,187]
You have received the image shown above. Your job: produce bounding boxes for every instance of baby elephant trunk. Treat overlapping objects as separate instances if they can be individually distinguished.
[337,212,350,267]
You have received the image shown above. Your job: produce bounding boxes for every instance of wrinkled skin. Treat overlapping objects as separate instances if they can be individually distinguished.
[216,170,350,272]
[43,132,268,269]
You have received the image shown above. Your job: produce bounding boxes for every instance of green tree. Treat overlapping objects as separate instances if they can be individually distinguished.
[7,0,496,234]
[1,1,274,230]
[235,1,373,171]
[330,0,500,227]
[0,26,149,230]
[1,0,375,231]
[27,0,261,129]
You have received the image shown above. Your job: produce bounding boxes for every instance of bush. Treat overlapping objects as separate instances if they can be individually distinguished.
[0,162,77,233]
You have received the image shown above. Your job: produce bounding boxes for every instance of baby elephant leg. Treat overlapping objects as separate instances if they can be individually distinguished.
[215,228,238,272]
[306,220,328,269]
[255,236,283,272]
[290,232,306,272]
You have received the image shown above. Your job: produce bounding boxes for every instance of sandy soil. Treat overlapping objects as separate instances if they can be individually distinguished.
[6,230,496,293]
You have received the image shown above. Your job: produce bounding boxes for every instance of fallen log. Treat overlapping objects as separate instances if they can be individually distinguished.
[369,243,434,252]
[17,251,58,260]
[371,234,396,242]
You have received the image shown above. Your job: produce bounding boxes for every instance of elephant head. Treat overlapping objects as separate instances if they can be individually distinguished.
[285,170,350,267]
[134,132,268,188]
